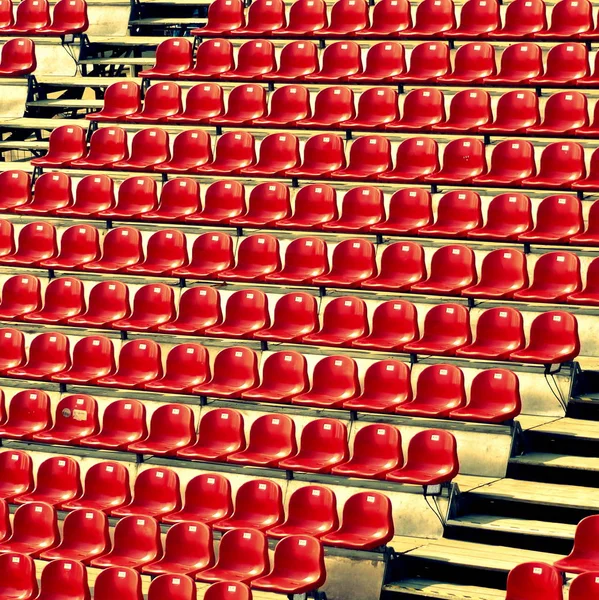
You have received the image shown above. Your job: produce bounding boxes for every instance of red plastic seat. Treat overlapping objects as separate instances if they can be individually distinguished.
[0,170,31,211]
[305,41,362,81]
[462,249,528,299]
[370,189,432,234]
[529,92,588,135]
[112,284,174,332]
[351,45,405,83]
[219,234,280,282]
[342,87,399,129]
[573,148,599,191]
[14,455,81,506]
[403,304,471,355]
[111,128,170,171]
[203,582,251,600]
[127,403,195,455]
[178,39,234,79]
[126,230,187,275]
[0,37,35,75]
[112,467,180,519]
[520,195,583,242]
[275,184,336,230]
[61,461,131,512]
[227,414,297,467]
[95,339,162,388]
[362,0,411,36]
[505,563,563,600]
[168,83,224,124]
[569,257,599,305]
[331,136,391,180]
[184,180,244,225]
[221,39,275,79]
[240,135,299,177]
[80,399,147,450]
[204,289,269,338]
[419,191,482,237]
[176,408,245,462]
[0,449,33,501]
[210,479,281,532]
[530,43,589,85]
[211,84,266,125]
[426,138,486,183]
[0,276,40,320]
[39,224,99,269]
[0,329,25,373]
[197,131,256,174]
[402,0,455,36]
[0,502,57,556]
[22,277,84,324]
[144,344,209,393]
[194,0,244,35]
[16,171,71,215]
[193,347,258,398]
[142,522,214,577]
[253,85,310,126]
[386,88,445,132]
[303,296,367,347]
[410,245,476,295]
[163,473,233,526]
[514,252,581,302]
[378,137,439,182]
[242,350,308,402]
[141,178,200,221]
[268,485,338,539]
[1,221,56,266]
[90,515,161,570]
[287,133,346,177]
[279,418,348,473]
[312,238,376,287]
[332,423,402,479]
[0,553,37,599]
[128,82,182,123]
[254,292,318,342]
[320,0,368,35]
[397,42,450,82]
[387,429,459,485]
[396,364,465,417]
[138,38,193,79]
[33,394,98,443]
[352,300,419,350]
[70,128,128,170]
[93,567,142,600]
[88,81,141,122]
[273,0,326,35]
[450,369,522,423]
[480,90,540,134]
[0,0,14,30]
[154,130,212,173]
[483,43,542,84]
[31,125,86,167]
[296,87,354,128]
[172,231,233,278]
[7,332,69,381]
[493,0,546,38]
[196,528,269,584]
[472,140,535,186]
[555,517,599,574]
[39,508,109,564]
[264,238,327,285]
[157,287,221,335]
[524,142,586,189]
[445,0,499,36]
[510,311,580,364]
[293,355,359,408]
[432,89,491,133]
[535,0,593,38]
[361,243,426,292]
[233,0,285,34]
[468,193,532,241]
[35,559,90,600]
[67,280,129,328]
[264,41,318,80]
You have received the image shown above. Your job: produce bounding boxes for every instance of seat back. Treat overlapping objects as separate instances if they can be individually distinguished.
[93,567,141,600]
[505,562,563,600]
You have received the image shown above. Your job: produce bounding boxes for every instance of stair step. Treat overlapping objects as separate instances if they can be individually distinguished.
[526,417,599,442]
[511,452,599,472]
[382,579,505,599]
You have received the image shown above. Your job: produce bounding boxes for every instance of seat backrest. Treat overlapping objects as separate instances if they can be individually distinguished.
[93,567,141,600]
[210,346,258,387]
[111,515,161,560]
[38,559,90,600]
[505,562,563,600]
[116,338,163,379]
[310,354,359,396]
[205,0,244,30]
[148,574,197,600]
[353,423,402,464]
[198,408,245,452]
[215,528,269,573]
[203,582,251,600]
[0,553,37,598]
[98,398,147,440]
[151,37,193,74]
[569,571,599,600]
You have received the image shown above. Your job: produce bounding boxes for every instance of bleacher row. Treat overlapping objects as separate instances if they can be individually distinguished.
[0,0,88,34]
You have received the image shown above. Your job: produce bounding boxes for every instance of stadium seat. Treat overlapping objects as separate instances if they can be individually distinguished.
[267,485,338,539]
[505,562,563,600]
[306,41,362,81]
[0,502,58,556]
[82,227,142,273]
[0,38,35,76]
[138,37,193,78]
[229,182,290,225]
[403,304,471,355]
[419,190,482,237]
[396,364,465,417]
[233,0,285,35]
[95,339,162,388]
[0,553,37,599]
[227,414,297,467]
[293,355,359,408]
[431,89,491,132]
[172,232,233,278]
[168,83,224,124]
[22,277,84,324]
[386,429,459,485]
[61,461,131,512]
[303,296,368,347]
[379,137,439,182]
[157,287,221,335]
[320,0,369,35]
[125,229,187,275]
[331,423,402,479]
[112,284,175,331]
[176,408,245,462]
[110,128,170,171]
[253,84,310,125]
[519,195,583,242]
[198,131,256,174]
[13,455,81,506]
[87,81,141,122]
[273,0,326,35]
[483,43,543,83]
[445,0,499,36]
[440,42,496,82]
[219,234,280,281]
[263,41,318,80]
[370,189,432,234]
[39,508,109,563]
[568,257,599,305]
[1,221,56,266]
[71,127,128,169]
[361,242,426,291]
[331,136,391,180]
[67,280,130,328]
[278,418,348,473]
[529,43,589,85]
[204,289,269,338]
[275,184,336,229]
[510,311,580,364]
[568,571,599,600]
[192,347,258,398]
[287,133,346,177]
[528,91,588,134]
[0,328,25,371]
[1,0,48,32]
[312,238,376,287]
[93,567,142,600]
[144,344,209,392]
[241,135,299,176]
[468,194,533,241]
[221,39,275,79]
[479,90,540,134]
[154,130,212,173]
[142,522,214,576]
[184,181,245,225]
[410,245,476,295]
[472,140,535,186]
[163,473,233,525]
[352,300,419,350]
[425,137,486,183]
[194,0,244,35]
[535,0,593,38]
[127,403,195,455]
[6,332,69,380]
[204,582,251,600]
[362,0,411,36]
[387,88,445,132]
[343,359,412,413]
[264,238,328,285]
[0,170,31,211]
[321,492,393,550]
[38,224,99,269]
[140,178,200,221]
[570,200,599,245]
[0,449,33,500]
[253,292,318,342]
[342,87,399,128]
[147,574,198,600]
[31,125,86,167]
[211,84,266,125]
[402,0,455,36]
[493,0,546,38]
[128,82,182,122]
[396,42,450,82]
[351,46,405,83]
[321,186,383,230]
[90,515,161,570]
[196,528,269,584]
[35,559,90,600]
[242,350,308,402]
[80,399,147,450]
[297,87,355,128]
[33,394,98,443]
[572,146,599,191]
[16,171,71,214]
[462,250,528,299]
[178,39,234,79]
